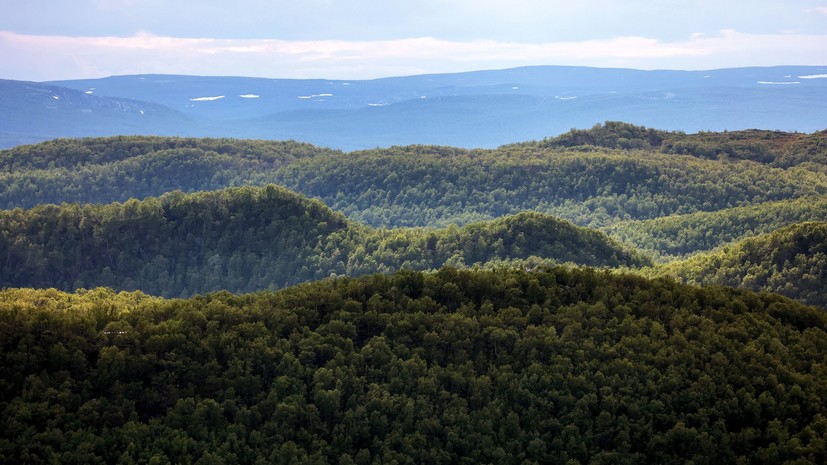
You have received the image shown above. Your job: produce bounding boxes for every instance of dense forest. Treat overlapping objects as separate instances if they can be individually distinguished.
[0,137,337,210]
[2,267,826,464]
[604,196,827,261]
[660,222,827,308]
[2,127,827,303]
[2,130,825,230]
[271,145,826,228]
[2,126,827,462]
[0,185,645,297]
[525,121,827,168]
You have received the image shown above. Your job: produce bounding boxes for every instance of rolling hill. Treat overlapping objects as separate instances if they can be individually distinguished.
[1,111,826,463]
[1,267,825,463]
[2,134,825,229]
[0,79,198,146]
[659,222,827,308]
[521,121,827,168]
[603,196,827,261]
[3,63,827,465]
[0,184,646,297]
[2,126,827,307]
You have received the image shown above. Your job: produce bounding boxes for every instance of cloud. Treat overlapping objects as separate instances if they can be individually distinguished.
[805,7,827,15]
[1,29,826,81]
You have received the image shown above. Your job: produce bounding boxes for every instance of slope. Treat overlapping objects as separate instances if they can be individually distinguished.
[0,185,646,297]
[272,144,827,228]
[3,134,826,228]
[0,136,339,209]
[1,267,825,463]
[525,121,827,168]
[603,196,827,261]
[0,79,199,147]
[658,222,827,308]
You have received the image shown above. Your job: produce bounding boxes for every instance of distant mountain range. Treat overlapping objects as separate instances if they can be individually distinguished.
[2,65,827,149]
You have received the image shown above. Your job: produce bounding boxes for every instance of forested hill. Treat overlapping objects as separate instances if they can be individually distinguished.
[0,137,339,210]
[271,144,827,228]
[0,136,337,171]
[2,267,825,464]
[4,132,825,229]
[604,196,827,261]
[659,222,827,308]
[524,121,827,167]
[0,185,646,297]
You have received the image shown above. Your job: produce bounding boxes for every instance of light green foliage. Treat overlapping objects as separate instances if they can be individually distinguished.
[273,145,827,228]
[604,196,827,261]
[659,222,827,307]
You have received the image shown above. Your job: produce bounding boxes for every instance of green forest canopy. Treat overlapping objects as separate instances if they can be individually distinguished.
[2,128,825,230]
[523,121,827,168]
[604,196,827,261]
[1,267,826,464]
[2,125,827,305]
[2,125,827,463]
[659,222,827,308]
[0,184,646,297]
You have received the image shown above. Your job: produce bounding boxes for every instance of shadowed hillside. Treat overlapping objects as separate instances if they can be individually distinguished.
[0,185,646,297]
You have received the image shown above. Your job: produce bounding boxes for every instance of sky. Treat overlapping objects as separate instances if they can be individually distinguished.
[1,0,826,81]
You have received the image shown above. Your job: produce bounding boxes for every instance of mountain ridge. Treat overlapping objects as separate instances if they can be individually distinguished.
[3,65,826,149]
[2,126,827,306]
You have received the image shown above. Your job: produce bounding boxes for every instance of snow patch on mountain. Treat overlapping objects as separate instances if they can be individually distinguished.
[190,96,225,101]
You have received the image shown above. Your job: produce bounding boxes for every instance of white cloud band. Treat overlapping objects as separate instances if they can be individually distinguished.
[1,29,826,81]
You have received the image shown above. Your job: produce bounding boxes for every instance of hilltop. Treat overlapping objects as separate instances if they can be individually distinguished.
[3,132,825,228]
[524,121,827,167]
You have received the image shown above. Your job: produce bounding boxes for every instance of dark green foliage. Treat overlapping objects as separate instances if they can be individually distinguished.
[0,186,646,297]
[0,185,347,296]
[531,121,827,167]
[0,136,339,209]
[531,121,668,150]
[1,268,826,464]
[661,222,827,308]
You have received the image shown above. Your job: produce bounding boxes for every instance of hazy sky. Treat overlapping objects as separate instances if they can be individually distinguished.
[1,0,826,81]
